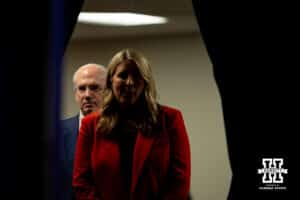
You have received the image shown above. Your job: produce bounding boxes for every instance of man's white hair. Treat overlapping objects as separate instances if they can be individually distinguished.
[72,63,107,90]
[73,63,106,82]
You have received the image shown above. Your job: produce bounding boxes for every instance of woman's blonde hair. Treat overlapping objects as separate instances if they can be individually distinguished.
[97,49,160,135]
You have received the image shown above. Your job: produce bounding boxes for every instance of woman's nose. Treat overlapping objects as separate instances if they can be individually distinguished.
[125,75,134,86]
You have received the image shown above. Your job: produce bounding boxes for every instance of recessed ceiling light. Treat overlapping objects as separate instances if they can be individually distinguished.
[78,12,168,26]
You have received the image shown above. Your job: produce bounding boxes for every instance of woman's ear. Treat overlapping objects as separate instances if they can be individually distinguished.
[109,76,113,86]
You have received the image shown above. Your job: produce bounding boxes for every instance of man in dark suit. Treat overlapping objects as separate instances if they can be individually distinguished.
[61,63,107,200]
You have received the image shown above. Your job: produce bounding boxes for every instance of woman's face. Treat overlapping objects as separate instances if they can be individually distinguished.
[111,61,145,108]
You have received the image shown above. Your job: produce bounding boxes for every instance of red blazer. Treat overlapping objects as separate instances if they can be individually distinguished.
[73,105,191,200]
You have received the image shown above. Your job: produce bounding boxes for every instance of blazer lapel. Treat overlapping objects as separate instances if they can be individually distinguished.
[131,131,155,194]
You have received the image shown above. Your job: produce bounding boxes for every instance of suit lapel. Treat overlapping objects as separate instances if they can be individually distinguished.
[73,114,79,136]
[62,115,80,177]
[131,131,155,194]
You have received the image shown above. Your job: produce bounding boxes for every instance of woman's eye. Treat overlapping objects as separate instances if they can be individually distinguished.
[118,72,127,80]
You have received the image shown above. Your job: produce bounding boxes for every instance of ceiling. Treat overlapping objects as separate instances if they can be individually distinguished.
[71,0,200,41]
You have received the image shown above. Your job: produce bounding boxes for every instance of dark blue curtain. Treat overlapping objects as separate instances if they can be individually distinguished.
[0,0,84,199]
[192,0,289,199]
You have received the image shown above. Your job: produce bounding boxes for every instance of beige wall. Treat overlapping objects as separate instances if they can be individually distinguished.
[62,34,231,200]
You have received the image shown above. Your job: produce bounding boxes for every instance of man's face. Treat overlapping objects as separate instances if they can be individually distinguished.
[74,67,105,116]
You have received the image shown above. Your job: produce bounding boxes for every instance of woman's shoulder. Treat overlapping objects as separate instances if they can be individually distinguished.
[159,105,185,130]
[82,111,101,123]
[159,104,182,116]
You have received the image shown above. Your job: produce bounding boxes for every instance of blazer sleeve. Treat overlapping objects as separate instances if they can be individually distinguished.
[162,110,191,200]
[72,115,100,200]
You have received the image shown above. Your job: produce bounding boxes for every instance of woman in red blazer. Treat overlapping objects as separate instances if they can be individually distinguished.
[73,49,191,200]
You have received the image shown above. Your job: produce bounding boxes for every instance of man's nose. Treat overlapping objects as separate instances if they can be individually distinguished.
[83,88,92,96]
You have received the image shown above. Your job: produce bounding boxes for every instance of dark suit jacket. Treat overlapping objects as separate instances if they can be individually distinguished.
[73,105,191,200]
[61,115,79,200]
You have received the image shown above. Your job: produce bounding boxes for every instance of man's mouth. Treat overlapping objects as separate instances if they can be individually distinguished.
[83,102,93,107]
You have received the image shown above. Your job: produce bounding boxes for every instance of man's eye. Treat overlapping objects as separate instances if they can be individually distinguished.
[78,86,86,91]
[89,85,99,91]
